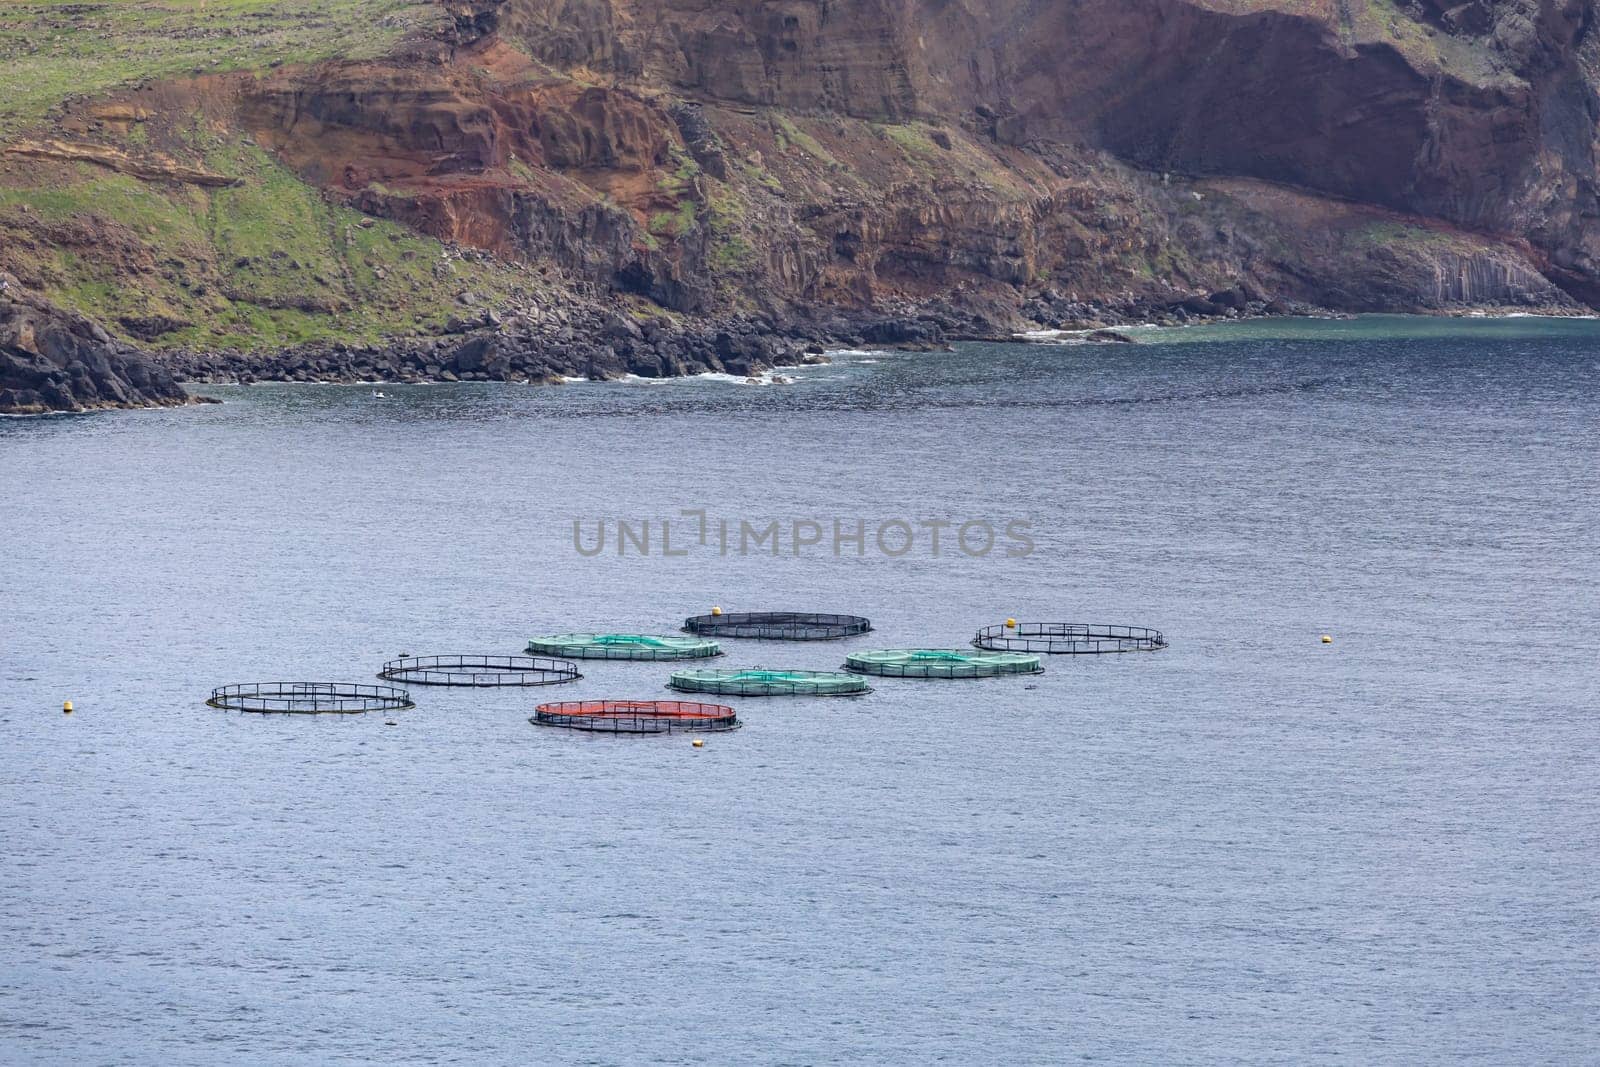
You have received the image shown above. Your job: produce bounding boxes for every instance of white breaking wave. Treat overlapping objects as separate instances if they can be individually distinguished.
[691,370,798,385]
[1013,329,1096,345]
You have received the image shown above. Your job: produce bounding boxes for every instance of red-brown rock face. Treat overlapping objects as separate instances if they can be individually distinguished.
[482,0,1600,305]
[16,0,1597,334]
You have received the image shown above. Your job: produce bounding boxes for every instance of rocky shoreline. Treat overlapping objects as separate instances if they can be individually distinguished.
[1,272,192,415]
[7,0,1600,420]
[164,305,818,387]
[0,273,1147,412]
[4,269,1585,414]
[158,285,1347,391]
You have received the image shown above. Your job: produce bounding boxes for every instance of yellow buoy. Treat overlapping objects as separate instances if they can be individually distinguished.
[711,606,722,616]
[691,738,705,748]
[1006,618,1017,629]
[1321,635,1333,644]
[63,700,73,714]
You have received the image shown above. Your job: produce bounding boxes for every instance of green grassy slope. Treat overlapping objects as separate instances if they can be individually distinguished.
[0,0,439,138]
[0,143,544,351]
[0,2,557,352]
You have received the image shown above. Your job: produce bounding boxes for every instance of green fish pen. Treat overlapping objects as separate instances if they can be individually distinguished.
[682,612,872,641]
[525,633,723,660]
[972,623,1168,654]
[207,681,415,714]
[668,668,870,697]
[378,654,582,687]
[843,649,1043,679]
[531,699,742,734]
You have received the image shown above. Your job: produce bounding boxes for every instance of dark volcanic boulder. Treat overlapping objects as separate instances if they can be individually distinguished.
[1175,295,1221,316]
[859,318,945,345]
[0,273,190,415]
[1208,288,1249,311]
[451,334,493,373]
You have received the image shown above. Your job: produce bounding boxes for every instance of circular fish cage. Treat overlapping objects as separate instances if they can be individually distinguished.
[668,667,870,697]
[683,611,873,641]
[530,699,741,734]
[843,649,1043,679]
[377,654,582,687]
[973,623,1168,654]
[526,633,722,660]
[207,682,415,714]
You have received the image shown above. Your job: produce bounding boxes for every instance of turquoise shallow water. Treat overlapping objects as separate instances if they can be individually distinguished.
[3,319,1598,1063]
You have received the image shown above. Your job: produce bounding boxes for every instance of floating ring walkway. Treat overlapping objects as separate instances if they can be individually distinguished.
[843,649,1042,679]
[972,623,1168,654]
[207,682,415,714]
[526,633,722,660]
[683,611,872,641]
[668,667,869,697]
[531,699,741,734]
[378,654,581,687]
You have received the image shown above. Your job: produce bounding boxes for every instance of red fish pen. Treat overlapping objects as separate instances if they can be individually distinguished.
[530,699,741,734]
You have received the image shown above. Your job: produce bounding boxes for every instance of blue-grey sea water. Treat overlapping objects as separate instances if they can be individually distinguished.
[2,318,1597,1064]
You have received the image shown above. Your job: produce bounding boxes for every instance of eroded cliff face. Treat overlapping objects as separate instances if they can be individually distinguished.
[2,0,1597,369]
[504,0,1600,300]
[240,0,1600,315]
[565,0,1596,230]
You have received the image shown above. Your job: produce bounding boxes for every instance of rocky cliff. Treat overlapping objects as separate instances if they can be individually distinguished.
[1,0,1597,410]
[0,272,190,414]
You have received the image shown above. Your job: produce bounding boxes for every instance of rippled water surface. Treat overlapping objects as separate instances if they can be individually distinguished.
[3,320,1598,1063]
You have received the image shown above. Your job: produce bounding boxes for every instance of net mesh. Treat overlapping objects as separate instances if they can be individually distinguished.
[843,649,1043,678]
[531,699,741,733]
[683,612,872,641]
[668,668,870,696]
[525,633,723,660]
[972,623,1168,654]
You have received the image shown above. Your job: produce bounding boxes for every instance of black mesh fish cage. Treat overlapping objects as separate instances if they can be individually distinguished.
[530,699,742,734]
[972,623,1169,654]
[378,654,582,687]
[207,681,415,714]
[682,611,873,641]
